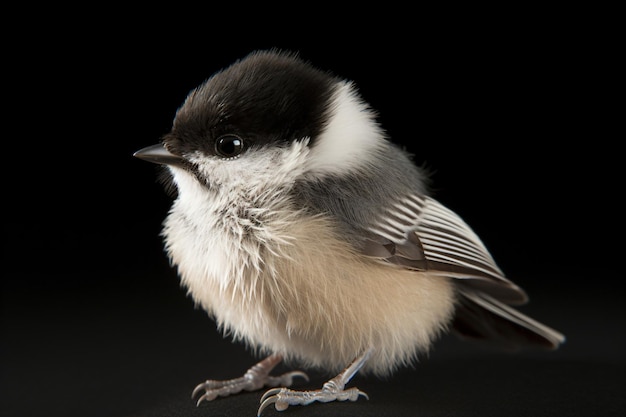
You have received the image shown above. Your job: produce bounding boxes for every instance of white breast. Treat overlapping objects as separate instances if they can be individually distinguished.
[161,141,312,350]
[159,140,456,377]
[163,178,456,376]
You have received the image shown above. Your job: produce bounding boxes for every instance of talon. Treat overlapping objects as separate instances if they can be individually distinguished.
[196,391,218,406]
[260,387,283,404]
[359,390,369,401]
[267,370,309,388]
[196,395,205,407]
[257,394,279,416]
[288,370,309,383]
[191,381,207,399]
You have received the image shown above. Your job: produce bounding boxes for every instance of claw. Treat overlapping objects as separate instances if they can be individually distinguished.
[260,387,283,404]
[358,390,370,401]
[291,371,309,380]
[286,371,309,383]
[189,356,308,410]
[289,371,309,385]
[196,391,215,407]
[191,381,207,399]
[267,370,309,388]
[192,380,222,404]
[255,350,373,414]
[257,392,281,416]
[258,388,293,415]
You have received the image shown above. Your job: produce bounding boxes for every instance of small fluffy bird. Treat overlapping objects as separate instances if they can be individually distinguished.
[135,49,565,415]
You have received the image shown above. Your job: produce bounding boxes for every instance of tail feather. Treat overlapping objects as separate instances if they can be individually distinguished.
[453,289,566,350]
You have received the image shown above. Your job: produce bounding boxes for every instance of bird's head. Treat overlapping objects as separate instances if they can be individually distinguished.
[134,49,386,199]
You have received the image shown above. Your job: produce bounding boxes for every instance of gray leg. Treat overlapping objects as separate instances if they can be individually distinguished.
[192,354,308,405]
[257,348,373,416]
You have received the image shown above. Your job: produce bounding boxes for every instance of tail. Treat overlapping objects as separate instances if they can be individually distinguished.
[453,288,566,350]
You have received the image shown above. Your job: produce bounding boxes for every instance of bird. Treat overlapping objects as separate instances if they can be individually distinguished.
[134,49,565,416]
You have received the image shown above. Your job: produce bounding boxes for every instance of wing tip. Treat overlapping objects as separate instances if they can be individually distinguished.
[454,290,566,351]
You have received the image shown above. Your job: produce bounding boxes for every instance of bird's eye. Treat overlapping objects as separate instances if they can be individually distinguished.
[215,135,245,159]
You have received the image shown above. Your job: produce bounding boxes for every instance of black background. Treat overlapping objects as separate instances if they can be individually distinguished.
[2,9,623,417]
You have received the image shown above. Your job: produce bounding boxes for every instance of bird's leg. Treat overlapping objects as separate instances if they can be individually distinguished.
[257,348,373,416]
[192,354,308,406]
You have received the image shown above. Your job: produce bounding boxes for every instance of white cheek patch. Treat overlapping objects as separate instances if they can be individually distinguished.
[168,140,312,220]
[185,140,310,188]
[305,81,386,177]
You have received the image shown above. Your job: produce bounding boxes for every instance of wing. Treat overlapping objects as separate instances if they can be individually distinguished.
[361,193,565,350]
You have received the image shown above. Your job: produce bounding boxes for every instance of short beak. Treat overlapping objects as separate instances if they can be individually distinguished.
[133,144,184,167]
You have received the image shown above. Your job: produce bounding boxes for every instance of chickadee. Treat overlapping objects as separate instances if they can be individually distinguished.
[134,49,565,416]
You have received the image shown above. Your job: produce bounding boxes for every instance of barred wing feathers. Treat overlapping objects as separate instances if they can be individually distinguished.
[362,194,565,349]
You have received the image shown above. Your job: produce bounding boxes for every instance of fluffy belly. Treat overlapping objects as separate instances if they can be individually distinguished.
[166,212,456,376]
[259,235,456,376]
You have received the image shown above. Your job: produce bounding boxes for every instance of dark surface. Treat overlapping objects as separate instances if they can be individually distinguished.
[2,12,622,417]
[2,278,624,417]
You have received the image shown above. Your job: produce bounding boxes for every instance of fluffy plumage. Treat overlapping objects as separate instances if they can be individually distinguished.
[136,49,565,407]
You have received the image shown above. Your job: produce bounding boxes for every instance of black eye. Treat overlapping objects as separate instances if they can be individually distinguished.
[215,135,245,158]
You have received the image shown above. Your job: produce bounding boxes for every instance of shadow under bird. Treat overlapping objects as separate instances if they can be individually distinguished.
[134,49,565,416]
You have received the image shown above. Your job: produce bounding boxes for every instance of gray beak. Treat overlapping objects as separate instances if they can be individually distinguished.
[133,144,184,167]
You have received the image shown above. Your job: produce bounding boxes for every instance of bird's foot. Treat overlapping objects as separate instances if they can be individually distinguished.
[192,354,308,406]
[258,382,368,415]
[257,348,373,416]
